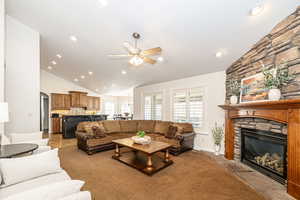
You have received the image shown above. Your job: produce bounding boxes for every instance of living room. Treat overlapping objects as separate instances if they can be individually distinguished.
[0,1,300,200]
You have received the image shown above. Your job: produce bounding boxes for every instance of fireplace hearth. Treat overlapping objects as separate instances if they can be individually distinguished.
[241,128,287,184]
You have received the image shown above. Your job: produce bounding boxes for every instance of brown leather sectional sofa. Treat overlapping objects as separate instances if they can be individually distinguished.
[76,120,195,155]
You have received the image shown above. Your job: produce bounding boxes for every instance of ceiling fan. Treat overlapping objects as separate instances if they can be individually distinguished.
[108,32,162,66]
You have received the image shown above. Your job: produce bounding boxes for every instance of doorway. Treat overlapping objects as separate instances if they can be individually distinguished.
[40,92,49,133]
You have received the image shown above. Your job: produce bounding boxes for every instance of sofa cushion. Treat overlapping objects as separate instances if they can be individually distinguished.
[102,120,121,133]
[83,122,102,134]
[165,125,178,139]
[92,127,107,138]
[58,191,91,200]
[86,136,114,147]
[119,120,138,133]
[3,180,84,200]
[0,170,70,199]
[77,122,89,132]
[137,120,156,133]
[154,121,171,135]
[172,123,194,133]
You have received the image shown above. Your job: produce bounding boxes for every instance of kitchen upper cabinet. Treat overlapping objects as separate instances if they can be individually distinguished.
[69,91,88,108]
[87,96,101,111]
[51,94,70,110]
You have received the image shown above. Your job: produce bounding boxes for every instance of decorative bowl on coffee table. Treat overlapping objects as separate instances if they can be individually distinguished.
[131,136,152,145]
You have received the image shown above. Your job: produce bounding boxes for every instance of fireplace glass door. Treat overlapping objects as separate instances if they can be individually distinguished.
[241,128,287,184]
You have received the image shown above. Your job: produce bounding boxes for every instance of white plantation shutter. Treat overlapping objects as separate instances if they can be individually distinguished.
[173,88,204,128]
[173,89,187,122]
[105,102,115,119]
[153,94,162,120]
[144,96,152,120]
[144,93,163,120]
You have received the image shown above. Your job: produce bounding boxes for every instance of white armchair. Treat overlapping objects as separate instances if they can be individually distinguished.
[7,132,51,154]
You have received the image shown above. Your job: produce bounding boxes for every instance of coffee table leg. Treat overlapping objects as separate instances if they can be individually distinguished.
[115,144,120,157]
[146,155,154,172]
[164,149,171,163]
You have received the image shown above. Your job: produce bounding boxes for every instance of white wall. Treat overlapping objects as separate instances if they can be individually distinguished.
[41,70,100,97]
[5,16,40,134]
[0,0,5,135]
[134,71,226,153]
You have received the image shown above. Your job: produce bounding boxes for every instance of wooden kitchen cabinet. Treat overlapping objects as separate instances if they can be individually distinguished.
[86,96,100,111]
[52,118,61,133]
[69,91,88,108]
[51,94,70,110]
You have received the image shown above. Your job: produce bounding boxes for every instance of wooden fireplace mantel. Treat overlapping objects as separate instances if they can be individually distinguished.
[219,99,300,199]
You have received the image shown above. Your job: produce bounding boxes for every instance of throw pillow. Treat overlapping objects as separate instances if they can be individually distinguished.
[92,126,106,138]
[3,180,85,200]
[57,191,91,200]
[0,149,62,186]
[175,126,185,136]
[165,126,177,139]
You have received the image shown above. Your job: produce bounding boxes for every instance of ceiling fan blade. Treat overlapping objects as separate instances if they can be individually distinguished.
[141,47,162,56]
[143,56,156,64]
[123,42,136,54]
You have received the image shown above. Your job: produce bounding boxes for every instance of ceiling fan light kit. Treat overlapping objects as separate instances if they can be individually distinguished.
[109,32,162,66]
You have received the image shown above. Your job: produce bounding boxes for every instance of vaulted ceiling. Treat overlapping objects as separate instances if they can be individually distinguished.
[5,0,299,95]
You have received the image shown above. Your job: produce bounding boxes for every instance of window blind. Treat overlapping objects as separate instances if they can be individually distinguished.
[144,93,162,120]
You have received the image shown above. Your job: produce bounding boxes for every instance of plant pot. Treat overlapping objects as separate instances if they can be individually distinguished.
[230,95,238,104]
[268,88,281,101]
[214,144,221,156]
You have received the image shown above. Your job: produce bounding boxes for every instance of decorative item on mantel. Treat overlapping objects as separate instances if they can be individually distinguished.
[263,64,296,101]
[228,79,240,104]
[131,131,152,145]
[211,123,224,156]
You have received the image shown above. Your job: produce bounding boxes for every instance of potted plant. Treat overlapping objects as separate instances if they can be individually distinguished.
[212,123,224,156]
[228,79,240,104]
[263,65,296,101]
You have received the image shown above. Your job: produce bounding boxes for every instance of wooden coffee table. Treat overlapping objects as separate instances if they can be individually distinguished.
[112,138,173,176]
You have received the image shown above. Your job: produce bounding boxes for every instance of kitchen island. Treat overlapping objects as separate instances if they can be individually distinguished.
[62,115,107,138]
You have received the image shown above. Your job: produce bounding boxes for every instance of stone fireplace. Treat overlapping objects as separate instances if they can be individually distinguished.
[220,6,300,200]
[240,127,287,184]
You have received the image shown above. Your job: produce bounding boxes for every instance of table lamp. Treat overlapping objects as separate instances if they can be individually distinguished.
[0,102,9,147]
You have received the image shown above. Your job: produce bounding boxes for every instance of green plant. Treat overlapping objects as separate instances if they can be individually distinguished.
[263,65,296,89]
[137,131,146,137]
[212,123,224,145]
[228,79,240,96]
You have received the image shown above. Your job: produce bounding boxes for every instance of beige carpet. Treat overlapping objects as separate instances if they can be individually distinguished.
[58,145,265,200]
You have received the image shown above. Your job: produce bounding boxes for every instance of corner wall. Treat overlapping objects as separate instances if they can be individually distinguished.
[134,71,225,152]
[0,0,4,135]
[5,16,40,134]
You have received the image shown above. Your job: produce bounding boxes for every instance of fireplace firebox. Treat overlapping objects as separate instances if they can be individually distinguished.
[241,128,287,184]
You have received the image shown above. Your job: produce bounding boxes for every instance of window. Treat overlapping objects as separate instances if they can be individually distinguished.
[121,103,131,114]
[144,93,162,120]
[173,88,204,128]
[104,102,115,119]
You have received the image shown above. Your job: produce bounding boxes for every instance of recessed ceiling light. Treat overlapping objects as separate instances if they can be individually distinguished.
[88,71,93,75]
[69,35,78,42]
[121,70,127,75]
[47,66,52,70]
[56,54,62,59]
[74,78,79,82]
[51,61,57,65]
[157,57,164,62]
[215,51,223,58]
[80,75,85,79]
[98,0,108,7]
[249,4,264,16]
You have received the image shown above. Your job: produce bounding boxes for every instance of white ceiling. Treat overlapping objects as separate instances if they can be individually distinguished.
[5,0,299,95]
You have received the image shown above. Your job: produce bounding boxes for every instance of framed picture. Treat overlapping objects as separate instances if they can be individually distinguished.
[240,72,269,103]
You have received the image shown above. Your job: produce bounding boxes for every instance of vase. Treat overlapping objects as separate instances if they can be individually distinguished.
[214,144,221,156]
[268,88,281,101]
[230,95,238,104]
